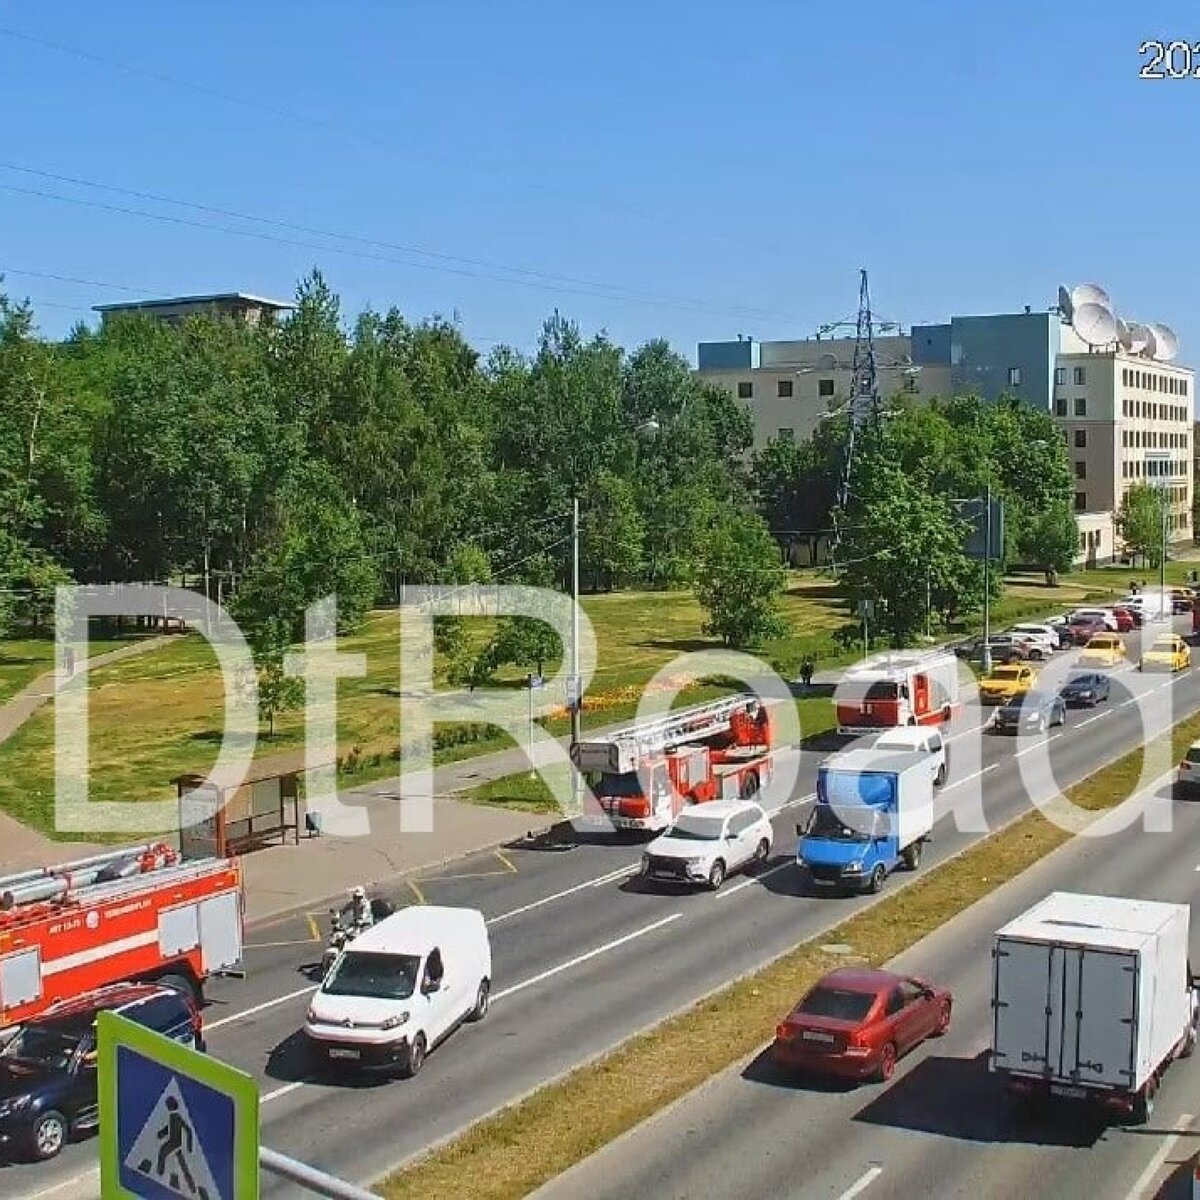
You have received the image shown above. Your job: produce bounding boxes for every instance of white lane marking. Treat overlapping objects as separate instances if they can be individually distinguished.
[942,763,998,792]
[946,720,987,744]
[487,865,639,924]
[838,1165,883,1200]
[263,1080,308,1103]
[1076,710,1113,727]
[714,860,794,900]
[1124,1111,1194,1198]
[492,914,683,1002]
[780,790,817,811]
[1014,733,1064,758]
[205,984,318,1031]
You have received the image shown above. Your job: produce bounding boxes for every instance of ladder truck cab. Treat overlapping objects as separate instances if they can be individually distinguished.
[0,844,243,1035]
[570,695,775,833]
[835,651,960,737]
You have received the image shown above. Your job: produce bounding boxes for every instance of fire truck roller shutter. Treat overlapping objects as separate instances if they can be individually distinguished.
[0,948,42,1011]
[199,891,242,973]
[158,903,201,958]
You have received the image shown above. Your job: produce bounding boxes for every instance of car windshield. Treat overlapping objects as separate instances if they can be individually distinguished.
[991,667,1021,680]
[805,804,872,842]
[321,951,420,1001]
[1151,640,1176,653]
[795,985,876,1022]
[1186,746,1200,765]
[666,814,724,841]
[1066,675,1097,688]
[1088,637,1116,648]
[593,772,643,798]
[1,1022,81,1070]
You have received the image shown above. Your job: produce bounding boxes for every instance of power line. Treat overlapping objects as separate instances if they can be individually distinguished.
[0,161,791,323]
[0,23,784,266]
[0,178,790,323]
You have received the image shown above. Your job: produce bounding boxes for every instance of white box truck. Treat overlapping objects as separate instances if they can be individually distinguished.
[990,892,1199,1122]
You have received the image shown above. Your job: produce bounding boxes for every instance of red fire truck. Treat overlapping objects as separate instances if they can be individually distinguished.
[835,650,960,736]
[0,843,243,1032]
[570,695,775,832]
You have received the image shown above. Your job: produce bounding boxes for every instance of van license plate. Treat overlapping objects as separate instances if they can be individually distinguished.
[328,1048,360,1060]
[1050,1084,1086,1099]
[802,1031,835,1043]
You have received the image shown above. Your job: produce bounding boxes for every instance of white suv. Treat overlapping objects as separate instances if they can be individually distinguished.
[641,800,773,891]
[1008,624,1059,658]
[868,725,948,786]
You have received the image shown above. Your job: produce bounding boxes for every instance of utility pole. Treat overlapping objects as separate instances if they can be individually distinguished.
[982,483,993,675]
[571,496,581,808]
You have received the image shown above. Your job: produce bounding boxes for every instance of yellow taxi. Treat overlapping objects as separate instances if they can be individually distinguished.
[1078,633,1126,669]
[1140,635,1191,673]
[979,663,1037,705]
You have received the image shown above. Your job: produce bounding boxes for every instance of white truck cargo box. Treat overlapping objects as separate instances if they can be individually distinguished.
[991,892,1192,1096]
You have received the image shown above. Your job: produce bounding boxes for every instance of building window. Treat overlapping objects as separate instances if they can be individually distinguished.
[818,378,835,397]
[737,381,753,399]
[1074,397,1087,417]
[1184,379,1189,397]
[1073,366,1086,386]
[1074,429,1086,448]
[1122,368,1130,387]
[1075,491,1087,512]
[777,427,794,441]
[1055,367,1066,386]
[1055,397,1067,417]
[1074,460,1086,479]
[777,379,793,398]
[1008,366,1022,387]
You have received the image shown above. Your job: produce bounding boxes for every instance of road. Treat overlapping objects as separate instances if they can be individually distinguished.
[534,774,1200,1200]
[6,632,1200,1199]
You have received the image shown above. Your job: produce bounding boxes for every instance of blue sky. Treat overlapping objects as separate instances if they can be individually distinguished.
[1,3,1197,371]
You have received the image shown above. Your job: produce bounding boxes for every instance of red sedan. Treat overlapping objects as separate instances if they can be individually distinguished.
[1109,607,1135,632]
[772,966,952,1082]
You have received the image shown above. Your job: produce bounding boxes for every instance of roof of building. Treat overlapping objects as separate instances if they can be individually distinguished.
[93,292,295,314]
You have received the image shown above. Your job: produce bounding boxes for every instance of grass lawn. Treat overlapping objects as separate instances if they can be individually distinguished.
[0,571,1119,837]
[0,633,151,706]
[377,701,1196,1200]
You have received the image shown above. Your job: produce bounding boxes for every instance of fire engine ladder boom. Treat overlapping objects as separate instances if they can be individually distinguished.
[0,843,190,916]
[580,695,756,769]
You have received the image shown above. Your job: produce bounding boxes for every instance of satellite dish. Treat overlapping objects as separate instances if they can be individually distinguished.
[1142,326,1159,358]
[1116,317,1132,349]
[1071,283,1112,311]
[1127,322,1151,354]
[817,352,839,370]
[1146,323,1179,362]
[1057,285,1074,320]
[1072,302,1119,347]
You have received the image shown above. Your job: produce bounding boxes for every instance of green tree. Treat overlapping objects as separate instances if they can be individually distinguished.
[1022,500,1079,584]
[1116,484,1163,568]
[581,470,644,591]
[694,509,786,647]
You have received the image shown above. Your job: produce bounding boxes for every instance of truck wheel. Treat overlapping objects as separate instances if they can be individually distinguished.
[902,842,922,871]
[1132,1078,1156,1123]
[740,772,760,799]
[1182,1015,1198,1058]
[468,978,490,1022]
[868,865,886,893]
[156,972,200,1007]
[707,860,726,891]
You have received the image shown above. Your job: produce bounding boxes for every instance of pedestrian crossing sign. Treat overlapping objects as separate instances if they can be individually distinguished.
[98,1011,259,1200]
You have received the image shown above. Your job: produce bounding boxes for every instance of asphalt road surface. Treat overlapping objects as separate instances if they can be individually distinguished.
[535,771,1200,1200]
[7,631,1200,1199]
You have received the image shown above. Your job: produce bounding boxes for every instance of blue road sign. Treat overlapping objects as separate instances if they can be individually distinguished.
[99,1012,259,1200]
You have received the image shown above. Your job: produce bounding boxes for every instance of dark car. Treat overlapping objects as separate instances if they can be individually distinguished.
[1059,672,1111,707]
[983,635,1031,664]
[991,689,1066,735]
[772,966,952,1082]
[0,983,202,1162]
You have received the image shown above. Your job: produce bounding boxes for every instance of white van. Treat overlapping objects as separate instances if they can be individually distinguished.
[304,905,491,1077]
[867,725,948,786]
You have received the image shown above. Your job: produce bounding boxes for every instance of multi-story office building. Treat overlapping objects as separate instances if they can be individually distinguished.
[94,292,294,328]
[697,298,1194,548]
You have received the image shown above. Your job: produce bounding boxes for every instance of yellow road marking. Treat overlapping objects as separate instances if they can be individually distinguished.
[306,913,322,942]
[494,849,519,875]
[407,877,427,905]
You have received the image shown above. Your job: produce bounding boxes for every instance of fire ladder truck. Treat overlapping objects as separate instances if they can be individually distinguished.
[0,844,243,1033]
[570,694,775,832]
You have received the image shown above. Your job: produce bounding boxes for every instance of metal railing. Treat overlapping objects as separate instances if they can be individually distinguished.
[261,1147,380,1199]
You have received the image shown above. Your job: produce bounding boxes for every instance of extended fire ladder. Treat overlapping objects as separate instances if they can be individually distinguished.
[571,694,758,775]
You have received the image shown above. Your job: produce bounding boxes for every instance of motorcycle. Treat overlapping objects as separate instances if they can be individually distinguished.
[319,896,397,976]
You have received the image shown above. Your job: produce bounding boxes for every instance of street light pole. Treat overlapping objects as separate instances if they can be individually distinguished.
[982,483,993,674]
[571,495,581,807]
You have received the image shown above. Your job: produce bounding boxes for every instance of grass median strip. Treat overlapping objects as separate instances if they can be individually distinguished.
[377,707,1199,1200]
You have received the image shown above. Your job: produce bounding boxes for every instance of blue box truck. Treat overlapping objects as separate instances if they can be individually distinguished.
[797,749,934,895]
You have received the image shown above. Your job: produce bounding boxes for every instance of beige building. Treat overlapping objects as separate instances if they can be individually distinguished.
[1055,322,1193,540]
[94,292,294,328]
[695,334,951,448]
